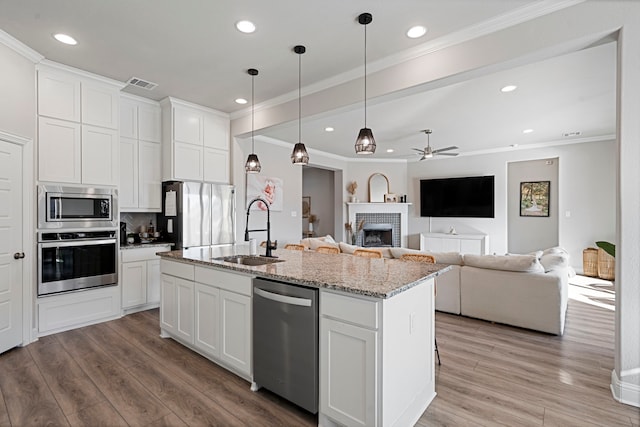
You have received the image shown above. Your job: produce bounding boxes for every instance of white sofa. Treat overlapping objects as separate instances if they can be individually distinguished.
[300,236,571,336]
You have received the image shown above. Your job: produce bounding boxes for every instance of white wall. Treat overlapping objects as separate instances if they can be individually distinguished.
[345,160,407,204]
[302,167,335,238]
[0,41,35,140]
[406,140,615,270]
[507,158,559,254]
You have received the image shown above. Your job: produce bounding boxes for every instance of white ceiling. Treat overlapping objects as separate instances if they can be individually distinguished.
[0,0,616,160]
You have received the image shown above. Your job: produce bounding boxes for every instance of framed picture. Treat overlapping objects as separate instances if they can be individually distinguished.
[520,181,550,217]
[384,193,398,203]
[246,174,284,211]
[302,196,311,218]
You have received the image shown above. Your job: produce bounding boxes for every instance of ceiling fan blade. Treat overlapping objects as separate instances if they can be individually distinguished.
[411,148,426,153]
[435,152,459,156]
[432,146,459,153]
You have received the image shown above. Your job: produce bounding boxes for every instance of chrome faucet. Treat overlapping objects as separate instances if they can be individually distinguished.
[244,197,276,258]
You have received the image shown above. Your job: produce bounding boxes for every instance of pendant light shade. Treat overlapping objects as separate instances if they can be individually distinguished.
[244,68,261,173]
[291,45,309,165]
[355,12,376,155]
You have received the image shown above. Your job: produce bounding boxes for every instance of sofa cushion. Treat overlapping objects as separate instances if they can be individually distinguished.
[389,247,463,265]
[463,254,545,273]
[540,252,569,273]
[542,246,568,256]
[339,242,359,254]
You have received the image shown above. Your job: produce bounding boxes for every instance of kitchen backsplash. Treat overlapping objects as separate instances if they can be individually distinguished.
[120,212,158,235]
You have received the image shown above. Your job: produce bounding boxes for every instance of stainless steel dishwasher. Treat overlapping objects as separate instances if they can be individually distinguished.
[253,278,318,413]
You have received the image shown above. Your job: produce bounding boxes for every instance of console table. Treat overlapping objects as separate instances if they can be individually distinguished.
[420,232,489,255]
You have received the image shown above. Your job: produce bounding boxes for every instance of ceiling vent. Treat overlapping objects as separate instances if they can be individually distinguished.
[126,77,158,90]
[563,131,581,137]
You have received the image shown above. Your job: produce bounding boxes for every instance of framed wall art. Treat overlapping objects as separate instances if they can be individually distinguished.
[302,196,311,218]
[246,174,284,211]
[520,181,550,217]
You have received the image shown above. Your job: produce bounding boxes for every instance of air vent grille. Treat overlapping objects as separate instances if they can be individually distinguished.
[126,77,158,90]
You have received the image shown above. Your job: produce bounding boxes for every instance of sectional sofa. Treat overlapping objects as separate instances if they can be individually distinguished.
[300,236,572,335]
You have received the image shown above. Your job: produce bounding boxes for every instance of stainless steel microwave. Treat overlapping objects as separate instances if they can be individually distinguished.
[38,185,118,229]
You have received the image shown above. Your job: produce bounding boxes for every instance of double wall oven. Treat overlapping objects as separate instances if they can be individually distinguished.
[37,185,119,297]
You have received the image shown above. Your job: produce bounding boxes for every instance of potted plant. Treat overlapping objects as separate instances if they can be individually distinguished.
[595,241,615,280]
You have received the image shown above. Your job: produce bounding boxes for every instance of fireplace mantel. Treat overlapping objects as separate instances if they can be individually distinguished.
[346,203,412,248]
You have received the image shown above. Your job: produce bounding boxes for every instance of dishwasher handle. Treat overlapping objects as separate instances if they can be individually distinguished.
[254,287,312,307]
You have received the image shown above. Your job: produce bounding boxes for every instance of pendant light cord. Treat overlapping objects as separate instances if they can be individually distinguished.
[298,52,302,143]
[364,22,367,128]
[251,73,255,153]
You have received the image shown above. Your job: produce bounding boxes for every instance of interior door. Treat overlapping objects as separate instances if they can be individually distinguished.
[0,140,23,354]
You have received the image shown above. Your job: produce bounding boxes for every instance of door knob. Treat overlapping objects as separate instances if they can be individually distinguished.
[13,252,25,259]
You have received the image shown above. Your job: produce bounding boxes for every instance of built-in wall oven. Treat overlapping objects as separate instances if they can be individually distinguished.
[38,185,118,229]
[37,185,119,296]
[37,230,118,296]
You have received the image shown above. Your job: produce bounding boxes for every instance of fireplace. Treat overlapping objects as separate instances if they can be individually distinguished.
[347,203,409,247]
[362,223,393,247]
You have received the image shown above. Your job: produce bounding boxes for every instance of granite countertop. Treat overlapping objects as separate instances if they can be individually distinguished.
[157,244,451,299]
[121,242,175,250]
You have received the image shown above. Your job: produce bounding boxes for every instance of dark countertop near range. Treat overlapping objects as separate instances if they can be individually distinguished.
[157,244,451,299]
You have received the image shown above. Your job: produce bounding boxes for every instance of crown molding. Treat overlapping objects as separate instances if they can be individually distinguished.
[38,59,127,89]
[0,130,32,146]
[0,29,43,63]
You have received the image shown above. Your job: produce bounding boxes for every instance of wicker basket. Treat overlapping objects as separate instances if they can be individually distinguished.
[597,248,615,280]
[583,248,599,277]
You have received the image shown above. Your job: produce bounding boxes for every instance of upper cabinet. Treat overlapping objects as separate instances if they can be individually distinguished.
[36,63,124,186]
[161,97,230,184]
[119,94,162,212]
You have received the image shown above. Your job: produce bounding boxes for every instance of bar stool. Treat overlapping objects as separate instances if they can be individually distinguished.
[353,248,383,259]
[284,243,305,251]
[316,245,339,254]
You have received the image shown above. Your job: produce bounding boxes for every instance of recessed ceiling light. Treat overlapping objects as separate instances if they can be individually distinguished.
[53,33,77,45]
[325,127,334,132]
[236,20,256,34]
[406,26,427,39]
[501,85,517,93]
[523,129,533,134]
[235,98,248,105]
[386,148,394,153]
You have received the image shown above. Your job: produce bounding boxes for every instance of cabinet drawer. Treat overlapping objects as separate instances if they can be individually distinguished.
[321,291,379,330]
[195,266,253,296]
[161,259,195,280]
[121,245,171,263]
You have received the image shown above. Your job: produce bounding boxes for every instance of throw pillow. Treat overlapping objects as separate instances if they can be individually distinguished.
[540,252,569,272]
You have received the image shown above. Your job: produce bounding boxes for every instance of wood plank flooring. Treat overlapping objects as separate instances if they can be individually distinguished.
[0,278,638,426]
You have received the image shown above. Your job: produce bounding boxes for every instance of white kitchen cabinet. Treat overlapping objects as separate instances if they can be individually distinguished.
[81,81,119,129]
[161,97,230,183]
[319,284,435,427]
[82,125,118,186]
[220,289,251,376]
[121,245,171,313]
[160,275,195,345]
[420,232,489,255]
[38,117,81,183]
[195,283,220,359]
[37,69,81,122]
[122,261,147,308]
[119,137,138,208]
[119,94,162,211]
[37,63,124,186]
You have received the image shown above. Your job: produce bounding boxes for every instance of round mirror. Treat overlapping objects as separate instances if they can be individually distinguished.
[368,173,390,203]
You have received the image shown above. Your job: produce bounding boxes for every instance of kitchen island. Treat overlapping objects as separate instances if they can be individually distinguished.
[157,245,450,427]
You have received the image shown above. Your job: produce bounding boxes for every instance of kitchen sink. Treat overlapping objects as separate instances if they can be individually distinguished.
[213,255,284,266]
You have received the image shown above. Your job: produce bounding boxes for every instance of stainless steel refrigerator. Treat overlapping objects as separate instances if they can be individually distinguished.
[159,181,235,249]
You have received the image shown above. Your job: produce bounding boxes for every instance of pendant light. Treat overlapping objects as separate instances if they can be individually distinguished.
[355,12,376,155]
[244,68,261,173]
[291,45,310,165]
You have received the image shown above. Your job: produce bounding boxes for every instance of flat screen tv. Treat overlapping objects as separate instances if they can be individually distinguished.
[420,176,495,218]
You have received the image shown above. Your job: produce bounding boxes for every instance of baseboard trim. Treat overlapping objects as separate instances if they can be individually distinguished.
[611,369,640,408]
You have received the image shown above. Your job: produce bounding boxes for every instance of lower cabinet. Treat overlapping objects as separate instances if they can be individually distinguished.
[160,260,253,380]
[121,245,171,313]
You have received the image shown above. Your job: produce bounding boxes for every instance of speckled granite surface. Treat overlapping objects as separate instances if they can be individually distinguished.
[120,242,174,250]
[157,245,450,299]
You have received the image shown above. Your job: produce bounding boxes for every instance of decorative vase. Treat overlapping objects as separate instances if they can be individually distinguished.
[350,195,357,203]
[308,222,313,232]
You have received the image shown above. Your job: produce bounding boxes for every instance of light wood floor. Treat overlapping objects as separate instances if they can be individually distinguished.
[0,278,638,426]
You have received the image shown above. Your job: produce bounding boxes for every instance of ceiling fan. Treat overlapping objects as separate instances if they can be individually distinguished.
[412,129,459,160]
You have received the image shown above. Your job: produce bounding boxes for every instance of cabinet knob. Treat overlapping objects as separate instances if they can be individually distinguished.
[13,252,25,260]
